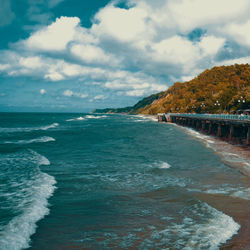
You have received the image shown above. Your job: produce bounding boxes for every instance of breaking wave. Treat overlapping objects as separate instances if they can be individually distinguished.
[140,201,240,249]
[4,136,55,145]
[0,150,56,250]
[0,123,59,133]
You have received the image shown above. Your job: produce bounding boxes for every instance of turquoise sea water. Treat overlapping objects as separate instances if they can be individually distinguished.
[0,113,249,249]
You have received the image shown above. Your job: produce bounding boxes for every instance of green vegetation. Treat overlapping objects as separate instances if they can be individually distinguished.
[93,92,164,114]
[93,64,250,115]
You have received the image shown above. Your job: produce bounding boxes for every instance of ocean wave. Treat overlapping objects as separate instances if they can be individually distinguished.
[66,115,107,121]
[66,117,86,121]
[158,162,171,169]
[187,183,250,200]
[0,123,59,133]
[85,115,107,119]
[40,123,59,130]
[4,136,55,145]
[140,201,240,249]
[130,115,158,122]
[0,150,56,250]
[150,161,171,169]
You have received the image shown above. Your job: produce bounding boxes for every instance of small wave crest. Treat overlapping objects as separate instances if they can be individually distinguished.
[0,123,59,133]
[130,115,158,122]
[40,123,59,130]
[0,150,56,249]
[151,161,171,169]
[66,115,107,121]
[159,162,171,169]
[4,136,55,145]
[66,117,86,121]
[85,115,107,119]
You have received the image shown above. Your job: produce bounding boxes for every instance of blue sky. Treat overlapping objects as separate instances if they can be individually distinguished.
[0,0,249,112]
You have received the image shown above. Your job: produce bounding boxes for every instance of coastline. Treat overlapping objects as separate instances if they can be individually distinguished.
[138,114,250,249]
[162,119,250,249]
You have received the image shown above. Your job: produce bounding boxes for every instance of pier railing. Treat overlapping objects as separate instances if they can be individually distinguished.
[168,113,250,122]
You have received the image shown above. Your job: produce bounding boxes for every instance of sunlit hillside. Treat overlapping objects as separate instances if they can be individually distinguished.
[94,64,250,114]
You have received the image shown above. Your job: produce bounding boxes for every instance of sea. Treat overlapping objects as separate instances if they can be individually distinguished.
[0,112,249,250]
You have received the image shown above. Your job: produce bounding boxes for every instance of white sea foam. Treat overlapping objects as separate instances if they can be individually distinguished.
[0,150,56,250]
[131,115,158,122]
[66,117,86,121]
[0,173,56,250]
[85,115,107,119]
[40,123,59,130]
[0,123,59,133]
[141,202,240,249]
[159,162,171,169]
[188,185,250,200]
[4,136,55,145]
[205,187,250,200]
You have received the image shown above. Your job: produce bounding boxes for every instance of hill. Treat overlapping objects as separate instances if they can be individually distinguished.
[93,64,250,115]
[93,92,164,114]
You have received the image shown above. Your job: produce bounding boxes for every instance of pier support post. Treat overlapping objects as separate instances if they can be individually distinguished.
[217,123,222,137]
[247,126,250,145]
[229,125,234,141]
[208,122,212,134]
[196,120,200,129]
[192,119,195,128]
[202,121,205,131]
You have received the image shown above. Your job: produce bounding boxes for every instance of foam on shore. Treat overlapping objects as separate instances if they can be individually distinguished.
[140,201,240,249]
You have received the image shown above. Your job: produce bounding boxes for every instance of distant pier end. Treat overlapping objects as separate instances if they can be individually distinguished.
[158,113,250,145]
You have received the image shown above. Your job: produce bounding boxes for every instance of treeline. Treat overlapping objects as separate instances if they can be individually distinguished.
[93,64,250,115]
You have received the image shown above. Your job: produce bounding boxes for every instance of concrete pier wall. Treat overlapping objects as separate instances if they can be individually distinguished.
[158,113,250,146]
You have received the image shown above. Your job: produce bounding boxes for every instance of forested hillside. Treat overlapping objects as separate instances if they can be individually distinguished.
[94,64,250,115]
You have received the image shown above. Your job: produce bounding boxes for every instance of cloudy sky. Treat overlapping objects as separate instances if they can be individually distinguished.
[0,0,249,112]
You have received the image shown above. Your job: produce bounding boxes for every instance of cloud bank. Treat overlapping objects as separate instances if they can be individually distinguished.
[0,0,249,100]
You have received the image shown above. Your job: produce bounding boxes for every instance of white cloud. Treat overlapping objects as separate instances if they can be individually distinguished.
[199,36,225,56]
[166,0,250,32]
[216,56,250,66]
[152,36,200,65]
[63,89,88,99]
[94,95,106,100]
[71,44,110,63]
[76,93,88,99]
[19,56,42,69]
[45,71,64,81]
[126,89,146,96]
[0,64,10,71]
[222,20,250,47]
[40,89,46,94]
[63,89,73,96]
[92,5,149,42]
[25,16,80,51]
[0,0,250,103]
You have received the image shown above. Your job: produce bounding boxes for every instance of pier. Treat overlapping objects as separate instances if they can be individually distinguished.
[158,113,250,145]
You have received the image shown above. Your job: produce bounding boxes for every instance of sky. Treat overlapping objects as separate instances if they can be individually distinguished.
[0,0,249,112]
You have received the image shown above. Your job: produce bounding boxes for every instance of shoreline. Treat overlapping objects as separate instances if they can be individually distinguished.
[161,119,250,249]
[138,114,250,248]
